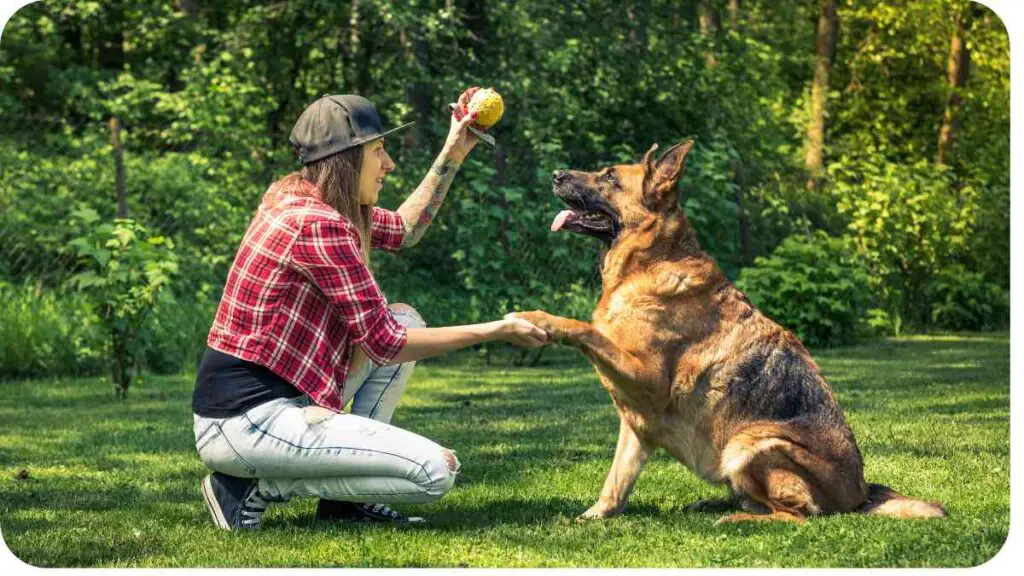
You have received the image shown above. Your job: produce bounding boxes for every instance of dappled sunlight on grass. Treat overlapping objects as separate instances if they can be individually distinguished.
[0,334,1009,567]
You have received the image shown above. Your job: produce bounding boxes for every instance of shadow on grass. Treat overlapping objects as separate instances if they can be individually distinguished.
[0,333,1010,567]
[3,467,204,513]
[266,496,669,532]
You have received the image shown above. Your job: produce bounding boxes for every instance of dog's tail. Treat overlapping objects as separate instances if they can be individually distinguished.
[857,483,946,519]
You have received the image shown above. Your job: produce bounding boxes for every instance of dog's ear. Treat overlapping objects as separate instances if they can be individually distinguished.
[644,140,694,208]
[642,143,659,168]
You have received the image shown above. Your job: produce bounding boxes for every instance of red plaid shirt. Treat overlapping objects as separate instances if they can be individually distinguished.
[207,174,408,411]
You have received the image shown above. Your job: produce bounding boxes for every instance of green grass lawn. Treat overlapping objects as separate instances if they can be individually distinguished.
[0,334,1010,567]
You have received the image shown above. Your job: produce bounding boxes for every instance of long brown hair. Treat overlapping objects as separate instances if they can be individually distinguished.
[295,145,377,375]
[299,146,374,265]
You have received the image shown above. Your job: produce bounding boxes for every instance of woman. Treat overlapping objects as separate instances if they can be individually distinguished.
[193,93,547,530]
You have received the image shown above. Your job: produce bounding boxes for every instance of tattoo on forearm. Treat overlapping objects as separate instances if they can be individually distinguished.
[398,156,460,247]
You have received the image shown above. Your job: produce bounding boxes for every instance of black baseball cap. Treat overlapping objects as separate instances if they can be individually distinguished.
[289,94,414,165]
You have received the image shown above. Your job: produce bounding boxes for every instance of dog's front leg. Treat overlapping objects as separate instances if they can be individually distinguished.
[511,311,656,384]
[580,416,653,520]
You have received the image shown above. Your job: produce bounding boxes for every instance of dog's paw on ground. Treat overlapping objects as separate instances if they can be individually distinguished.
[576,505,622,522]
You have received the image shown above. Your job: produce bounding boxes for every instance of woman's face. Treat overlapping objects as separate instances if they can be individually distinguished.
[358,139,395,205]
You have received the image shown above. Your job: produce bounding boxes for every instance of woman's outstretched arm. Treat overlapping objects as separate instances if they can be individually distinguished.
[385,316,547,365]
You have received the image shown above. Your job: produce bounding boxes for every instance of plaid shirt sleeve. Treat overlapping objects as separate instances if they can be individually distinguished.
[370,207,406,252]
[291,217,408,366]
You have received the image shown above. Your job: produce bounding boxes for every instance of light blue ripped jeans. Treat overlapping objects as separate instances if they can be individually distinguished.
[193,305,458,504]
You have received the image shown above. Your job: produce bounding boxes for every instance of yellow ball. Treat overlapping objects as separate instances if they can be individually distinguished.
[468,88,504,129]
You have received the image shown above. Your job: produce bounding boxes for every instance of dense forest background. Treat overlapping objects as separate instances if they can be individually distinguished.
[0,0,1009,381]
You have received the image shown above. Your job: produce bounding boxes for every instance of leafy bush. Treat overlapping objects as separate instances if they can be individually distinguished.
[736,231,873,347]
[137,294,216,376]
[0,281,215,381]
[928,264,1008,332]
[0,281,105,379]
[68,210,179,397]
[830,158,978,330]
[678,140,743,277]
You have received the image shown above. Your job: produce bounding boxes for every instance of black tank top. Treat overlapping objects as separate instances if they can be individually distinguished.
[192,347,302,418]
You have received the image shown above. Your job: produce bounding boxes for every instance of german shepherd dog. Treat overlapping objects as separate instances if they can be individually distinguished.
[513,141,945,524]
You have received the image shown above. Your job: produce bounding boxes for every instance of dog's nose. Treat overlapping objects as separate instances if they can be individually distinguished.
[553,170,569,184]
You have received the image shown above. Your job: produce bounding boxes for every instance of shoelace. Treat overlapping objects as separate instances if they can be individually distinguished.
[364,502,401,519]
[240,489,270,528]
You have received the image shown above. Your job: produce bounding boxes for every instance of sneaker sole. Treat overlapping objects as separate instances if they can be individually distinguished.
[201,474,231,530]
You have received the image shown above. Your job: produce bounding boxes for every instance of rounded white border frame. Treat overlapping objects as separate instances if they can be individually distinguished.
[0,0,1017,575]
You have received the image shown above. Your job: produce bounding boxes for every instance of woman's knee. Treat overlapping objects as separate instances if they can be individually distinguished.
[389,303,426,328]
[420,448,459,500]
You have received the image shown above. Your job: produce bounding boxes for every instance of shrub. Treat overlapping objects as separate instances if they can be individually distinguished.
[829,158,978,330]
[928,264,1008,332]
[137,294,216,376]
[0,281,105,379]
[68,210,179,397]
[736,231,873,347]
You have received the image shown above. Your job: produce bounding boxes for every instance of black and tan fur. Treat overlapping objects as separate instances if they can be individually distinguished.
[514,141,945,524]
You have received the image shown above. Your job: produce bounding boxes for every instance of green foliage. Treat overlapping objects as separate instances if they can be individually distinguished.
[0,281,105,379]
[928,264,1008,332]
[737,231,873,347]
[68,208,179,396]
[0,0,1010,377]
[829,158,977,330]
[136,294,216,376]
[678,141,742,276]
[0,282,214,380]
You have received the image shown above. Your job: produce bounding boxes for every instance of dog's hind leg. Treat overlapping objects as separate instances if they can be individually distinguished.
[714,433,827,526]
[714,462,811,525]
[579,417,653,520]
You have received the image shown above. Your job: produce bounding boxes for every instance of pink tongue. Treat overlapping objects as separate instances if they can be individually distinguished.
[551,210,575,232]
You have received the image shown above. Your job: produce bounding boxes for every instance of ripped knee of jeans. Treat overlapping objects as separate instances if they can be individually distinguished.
[302,405,336,427]
[443,448,460,475]
[388,303,427,328]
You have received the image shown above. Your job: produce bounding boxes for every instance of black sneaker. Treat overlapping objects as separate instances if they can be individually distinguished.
[316,499,426,524]
[200,472,270,530]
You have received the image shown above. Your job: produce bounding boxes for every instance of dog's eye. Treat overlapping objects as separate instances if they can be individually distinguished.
[603,171,616,184]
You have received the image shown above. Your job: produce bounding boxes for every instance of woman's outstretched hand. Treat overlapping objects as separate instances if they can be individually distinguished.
[499,313,549,349]
[443,89,480,164]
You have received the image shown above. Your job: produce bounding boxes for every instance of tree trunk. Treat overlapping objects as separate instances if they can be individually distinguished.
[355,8,377,95]
[805,0,838,190]
[462,0,488,58]
[112,330,129,398]
[406,31,434,146]
[936,8,971,166]
[168,0,200,92]
[727,0,740,31]
[176,0,198,18]
[626,3,649,60]
[345,0,363,92]
[110,117,127,218]
[99,3,125,71]
[60,18,83,65]
[731,159,751,265]
[267,11,309,149]
[698,2,721,68]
